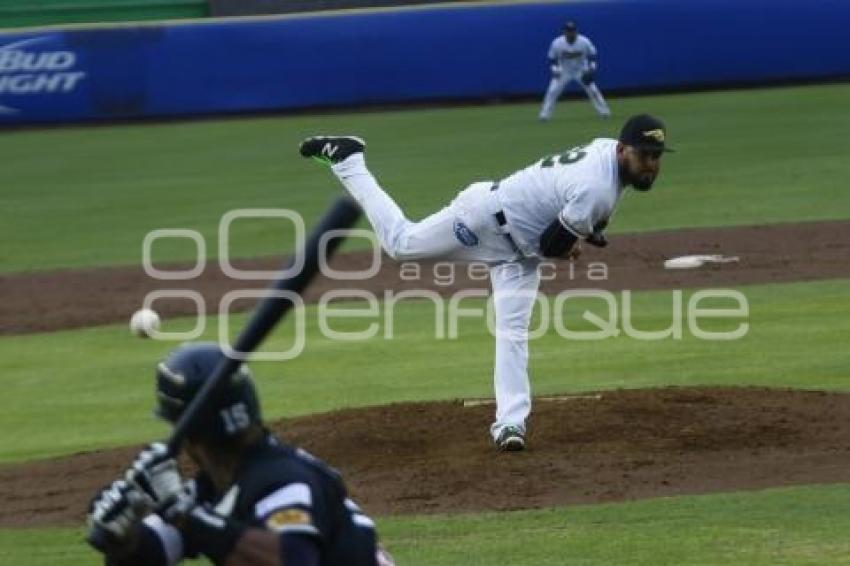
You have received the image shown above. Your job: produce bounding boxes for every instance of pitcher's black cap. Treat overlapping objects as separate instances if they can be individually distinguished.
[619,114,674,153]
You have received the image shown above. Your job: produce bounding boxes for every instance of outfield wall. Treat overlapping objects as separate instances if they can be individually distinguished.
[0,0,847,124]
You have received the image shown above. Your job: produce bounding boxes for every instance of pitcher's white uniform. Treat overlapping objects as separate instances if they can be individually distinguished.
[539,33,611,119]
[331,139,625,441]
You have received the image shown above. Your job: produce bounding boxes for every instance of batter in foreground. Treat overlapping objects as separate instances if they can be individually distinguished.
[88,342,393,565]
[301,114,672,452]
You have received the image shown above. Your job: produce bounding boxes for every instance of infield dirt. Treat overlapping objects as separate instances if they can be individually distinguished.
[2,387,850,527]
[3,220,849,335]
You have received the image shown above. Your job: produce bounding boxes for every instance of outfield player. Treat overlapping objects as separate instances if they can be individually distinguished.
[300,114,671,452]
[88,342,393,565]
[539,21,611,120]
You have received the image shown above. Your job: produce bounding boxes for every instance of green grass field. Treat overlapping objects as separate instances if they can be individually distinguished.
[5,486,850,565]
[2,84,849,564]
[1,278,848,463]
[2,83,849,272]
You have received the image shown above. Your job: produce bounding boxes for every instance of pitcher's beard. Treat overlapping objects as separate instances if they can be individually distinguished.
[632,176,655,191]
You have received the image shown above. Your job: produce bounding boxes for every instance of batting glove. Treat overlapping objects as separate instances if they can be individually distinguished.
[88,479,151,545]
[158,480,198,522]
[125,442,182,506]
[377,545,397,566]
[160,482,245,564]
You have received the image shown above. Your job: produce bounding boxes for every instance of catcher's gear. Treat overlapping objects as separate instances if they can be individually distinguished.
[125,442,182,506]
[88,480,150,545]
[155,342,262,443]
[580,70,595,85]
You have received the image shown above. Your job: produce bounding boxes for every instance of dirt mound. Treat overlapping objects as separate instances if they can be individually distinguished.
[3,220,850,335]
[3,387,849,527]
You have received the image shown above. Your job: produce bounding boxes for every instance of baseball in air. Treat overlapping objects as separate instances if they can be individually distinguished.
[129,308,160,338]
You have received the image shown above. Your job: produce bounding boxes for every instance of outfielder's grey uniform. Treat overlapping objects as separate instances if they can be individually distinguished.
[331,138,625,440]
[540,34,611,119]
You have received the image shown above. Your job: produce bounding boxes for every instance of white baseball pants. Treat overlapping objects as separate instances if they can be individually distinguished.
[331,154,540,440]
[539,70,611,119]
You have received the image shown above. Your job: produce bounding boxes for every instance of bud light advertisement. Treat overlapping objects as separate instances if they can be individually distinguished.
[0,34,88,119]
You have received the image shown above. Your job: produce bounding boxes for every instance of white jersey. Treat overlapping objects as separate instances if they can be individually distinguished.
[496,138,625,256]
[548,34,597,74]
[328,135,628,445]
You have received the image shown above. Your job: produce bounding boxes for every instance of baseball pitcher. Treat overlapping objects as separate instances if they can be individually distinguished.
[300,114,671,452]
[539,21,611,120]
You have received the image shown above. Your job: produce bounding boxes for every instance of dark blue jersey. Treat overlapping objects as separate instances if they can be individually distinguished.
[111,433,380,566]
[194,434,378,565]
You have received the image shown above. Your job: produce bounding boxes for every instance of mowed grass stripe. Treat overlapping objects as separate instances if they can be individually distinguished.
[2,83,850,272]
[384,484,850,565]
[0,278,847,463]
[3,484,850,565]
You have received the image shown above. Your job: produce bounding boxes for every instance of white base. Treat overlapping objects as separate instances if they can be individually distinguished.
[664,254,739,269]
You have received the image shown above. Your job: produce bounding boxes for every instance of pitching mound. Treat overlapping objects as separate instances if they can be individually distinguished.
[2,387,849,527]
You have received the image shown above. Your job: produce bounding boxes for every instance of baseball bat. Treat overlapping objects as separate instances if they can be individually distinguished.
[167,196,360,451]
[87,196,361,551]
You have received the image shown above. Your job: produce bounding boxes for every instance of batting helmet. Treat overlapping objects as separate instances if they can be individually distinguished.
[155,342,262,442]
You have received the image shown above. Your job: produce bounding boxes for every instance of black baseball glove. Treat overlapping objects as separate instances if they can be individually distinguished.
[586,232,608,247]
[587,219,608,247]
[580,70,595,85]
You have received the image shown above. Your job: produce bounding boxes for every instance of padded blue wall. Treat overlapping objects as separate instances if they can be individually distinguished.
[0,0,847,124]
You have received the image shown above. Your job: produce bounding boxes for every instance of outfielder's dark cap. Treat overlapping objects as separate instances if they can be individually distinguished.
[564,21,577,31]
[619,114,674,153]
